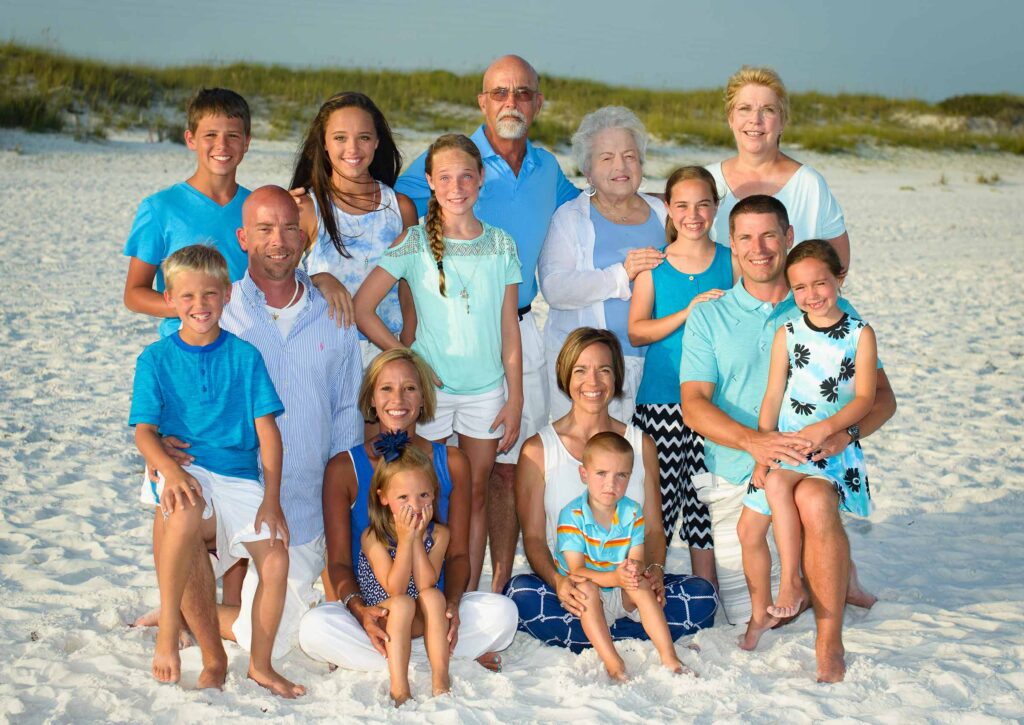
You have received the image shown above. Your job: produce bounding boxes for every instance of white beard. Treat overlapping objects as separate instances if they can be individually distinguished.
[495,112,528,140]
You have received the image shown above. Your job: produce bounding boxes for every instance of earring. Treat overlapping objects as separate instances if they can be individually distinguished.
[584,180,597,197]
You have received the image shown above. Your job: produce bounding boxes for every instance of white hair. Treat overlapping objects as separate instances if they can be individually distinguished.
[571,106,648,176]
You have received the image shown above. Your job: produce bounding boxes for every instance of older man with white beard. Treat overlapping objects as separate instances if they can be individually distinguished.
[396,55,579,595]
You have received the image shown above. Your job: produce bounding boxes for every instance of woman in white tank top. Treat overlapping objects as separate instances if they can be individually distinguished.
[507,328,718,650]
[518,328,666,604]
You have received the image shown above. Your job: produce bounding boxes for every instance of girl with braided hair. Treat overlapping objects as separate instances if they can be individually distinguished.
[354,133,523,592]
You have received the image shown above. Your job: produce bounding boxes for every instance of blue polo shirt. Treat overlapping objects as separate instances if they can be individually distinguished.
[129,329,284,482]
[395,125,580,308]
[554,493,645,591]
[123,182,251,338]
[680,279,867,485]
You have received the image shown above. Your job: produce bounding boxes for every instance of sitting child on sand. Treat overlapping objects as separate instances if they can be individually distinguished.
[129,244,303,698]
[555,432,692,681]
[357,433,451,706]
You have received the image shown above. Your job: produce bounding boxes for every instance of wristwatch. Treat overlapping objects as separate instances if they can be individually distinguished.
[846,424,861,443]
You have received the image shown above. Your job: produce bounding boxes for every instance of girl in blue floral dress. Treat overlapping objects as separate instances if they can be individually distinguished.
[750,240,878,620]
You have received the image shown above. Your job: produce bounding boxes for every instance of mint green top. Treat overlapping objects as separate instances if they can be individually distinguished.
[378,222,522,395]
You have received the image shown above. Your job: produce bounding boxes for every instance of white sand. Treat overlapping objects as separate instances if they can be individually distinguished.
[1,128,1022,723]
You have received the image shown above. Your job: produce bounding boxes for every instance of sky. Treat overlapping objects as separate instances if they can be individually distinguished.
[6,0,1023,102]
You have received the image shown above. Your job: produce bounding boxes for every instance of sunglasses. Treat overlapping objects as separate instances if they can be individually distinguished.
[483,87,537,103]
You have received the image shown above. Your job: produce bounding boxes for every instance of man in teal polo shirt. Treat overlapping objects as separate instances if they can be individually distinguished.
[396,55,579,593]
[680,195,896,683]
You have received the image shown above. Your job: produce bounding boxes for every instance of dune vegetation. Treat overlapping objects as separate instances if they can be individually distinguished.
[2,42,1022,156]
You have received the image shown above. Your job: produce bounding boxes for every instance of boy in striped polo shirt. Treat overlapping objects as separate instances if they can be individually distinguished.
[555,432,690,681]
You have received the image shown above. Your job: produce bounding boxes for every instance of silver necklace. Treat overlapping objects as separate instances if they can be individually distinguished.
[269,280,301,320]
[445,255,481,315]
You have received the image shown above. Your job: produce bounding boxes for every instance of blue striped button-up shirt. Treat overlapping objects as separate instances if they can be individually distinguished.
[220,270,363,546]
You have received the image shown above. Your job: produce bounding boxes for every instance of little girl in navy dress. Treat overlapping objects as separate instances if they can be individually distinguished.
[357,433,451,706]
[751,240,878,620]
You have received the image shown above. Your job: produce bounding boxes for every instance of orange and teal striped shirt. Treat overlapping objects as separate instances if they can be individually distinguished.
[554,493,645,591]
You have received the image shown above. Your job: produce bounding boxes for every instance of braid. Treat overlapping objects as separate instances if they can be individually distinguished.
[426,196,447,297]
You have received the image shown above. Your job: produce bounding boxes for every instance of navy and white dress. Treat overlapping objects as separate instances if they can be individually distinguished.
[356,523,436,606]
[761,312,872,517]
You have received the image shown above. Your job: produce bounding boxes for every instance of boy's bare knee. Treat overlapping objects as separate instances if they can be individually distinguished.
[163,503,204,535]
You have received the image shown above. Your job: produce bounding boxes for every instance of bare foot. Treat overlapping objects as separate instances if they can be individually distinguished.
[737,614,780,651]
[132,607,160,628]
[196,659,227,690]
[815,642,846,683]
[248,665,306,699]
[846,563,878,609]
[606,660,629,683]
[475,652,502,672]
[767,580,805,619]
[432,671,451,696]
[391,689,412,708]
[133,608,194,649]
[152,627,181,683]
[663,658,696,676]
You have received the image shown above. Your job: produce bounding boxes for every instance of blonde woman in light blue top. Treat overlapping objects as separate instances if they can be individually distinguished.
[355,133,523,592]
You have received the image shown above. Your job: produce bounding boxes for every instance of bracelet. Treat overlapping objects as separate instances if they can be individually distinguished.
[645,562,665,574]
[341,592,363,610]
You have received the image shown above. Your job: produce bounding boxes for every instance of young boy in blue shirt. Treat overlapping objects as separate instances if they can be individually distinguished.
[123,88,254,338]
[130,244,304,698]
[555,432,690,681]
[122,87,353,337]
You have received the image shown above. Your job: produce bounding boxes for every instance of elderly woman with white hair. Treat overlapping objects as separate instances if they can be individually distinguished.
[538,106,666,423]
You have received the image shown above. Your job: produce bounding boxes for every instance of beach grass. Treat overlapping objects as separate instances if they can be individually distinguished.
[2,42,1022,155]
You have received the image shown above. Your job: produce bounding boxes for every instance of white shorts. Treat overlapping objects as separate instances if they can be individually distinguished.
[549,352,644,425]
[299,592,517,670]
[140,464,282,579]
[418,385,506,441]
[599,587,641,627]
[232,535,326,660]
[496,311,548,464]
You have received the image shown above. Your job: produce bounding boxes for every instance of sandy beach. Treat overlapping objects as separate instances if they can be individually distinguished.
[1,127,1022,723]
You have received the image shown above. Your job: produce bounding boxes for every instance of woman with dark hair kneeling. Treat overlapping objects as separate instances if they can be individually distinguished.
[505,328,718,651]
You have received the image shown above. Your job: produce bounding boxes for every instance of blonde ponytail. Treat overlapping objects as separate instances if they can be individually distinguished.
[425,196,447,297]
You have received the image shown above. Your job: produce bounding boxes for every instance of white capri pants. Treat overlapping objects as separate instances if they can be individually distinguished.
[298,592,518,670]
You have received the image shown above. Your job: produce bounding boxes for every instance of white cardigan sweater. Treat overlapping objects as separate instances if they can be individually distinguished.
[537,191,667,357]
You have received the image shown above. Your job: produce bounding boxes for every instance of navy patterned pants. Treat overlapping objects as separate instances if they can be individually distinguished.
[504,573,718,653]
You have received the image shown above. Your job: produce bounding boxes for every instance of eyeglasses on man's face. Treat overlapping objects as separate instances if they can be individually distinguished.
[482,86,537,103]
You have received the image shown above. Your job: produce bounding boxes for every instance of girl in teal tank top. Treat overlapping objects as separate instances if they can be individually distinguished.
[628,167,734,589]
